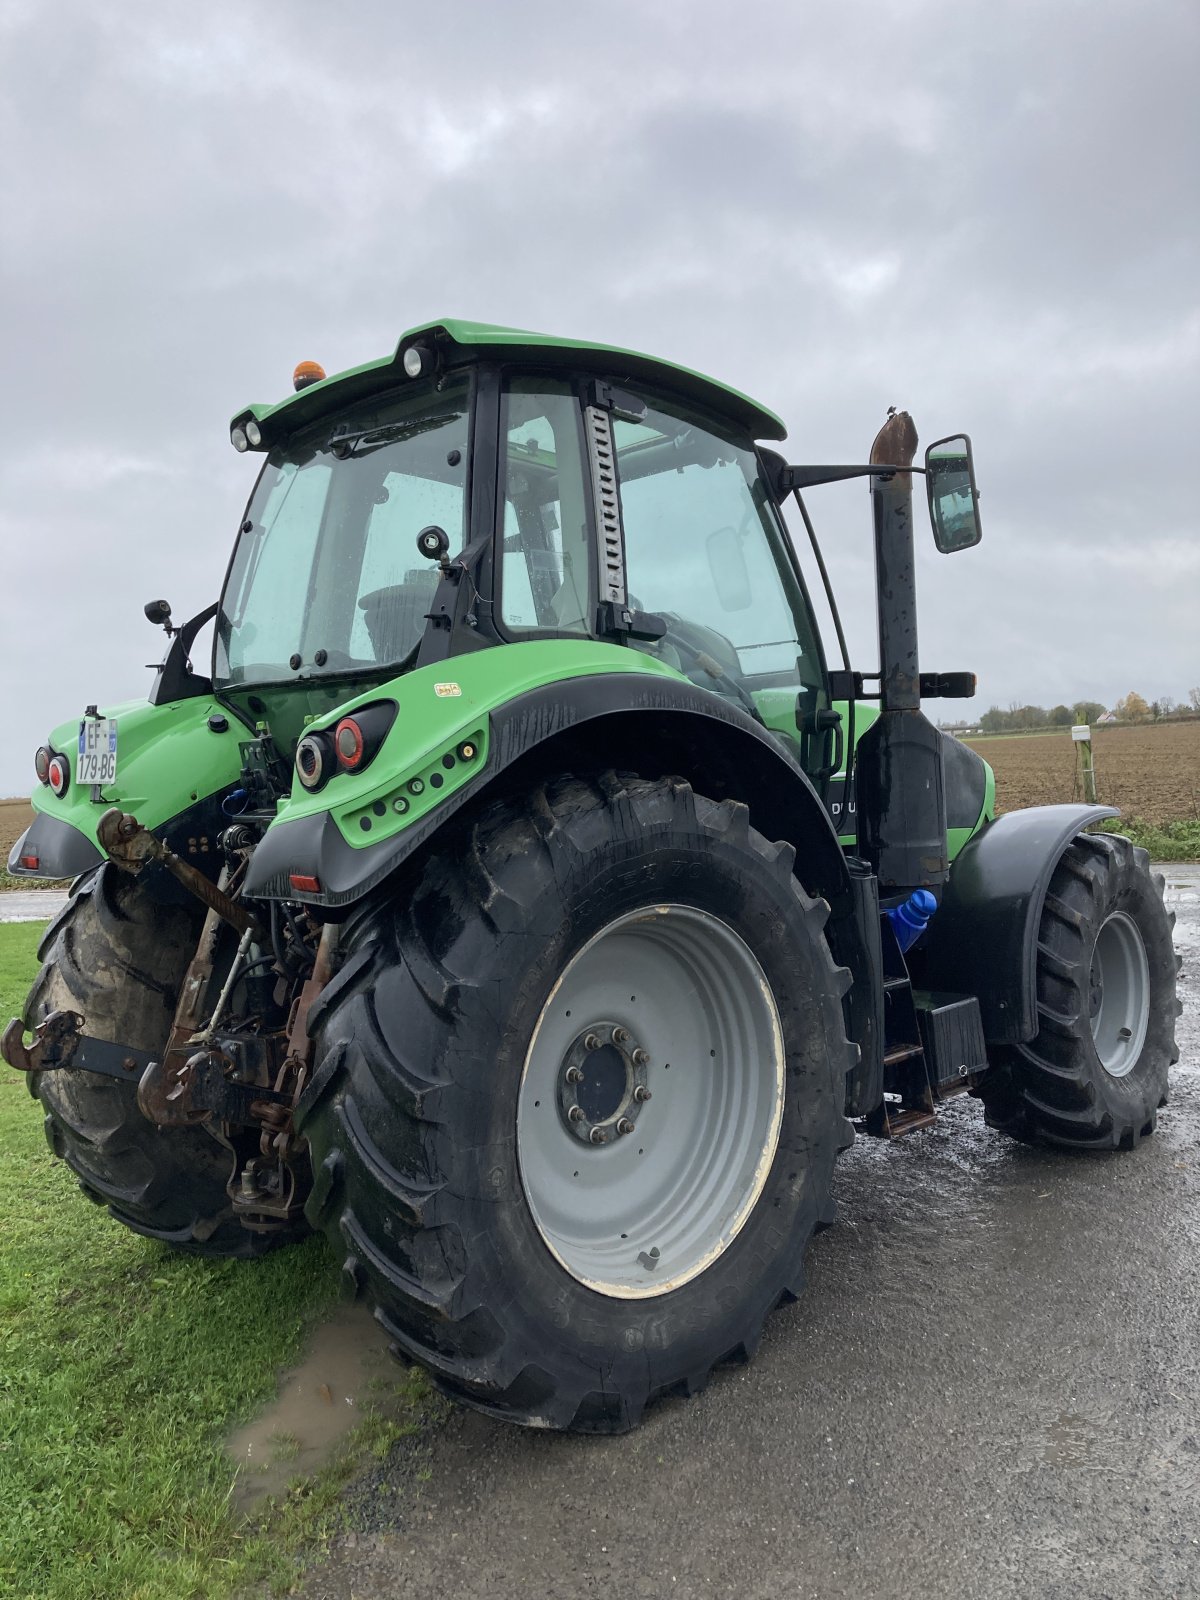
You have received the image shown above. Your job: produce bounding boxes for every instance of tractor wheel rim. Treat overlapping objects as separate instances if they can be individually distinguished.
[517,904,785,1299]
[1089,911,1150,1078]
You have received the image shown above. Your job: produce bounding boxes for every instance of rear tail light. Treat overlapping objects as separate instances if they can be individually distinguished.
[34,746,52,785]
[295,732,334,791]
[332,702,397,775]
[47,754,69,797]
[334,717,365,769]
[19,853,40,871]
[289,873,321,894]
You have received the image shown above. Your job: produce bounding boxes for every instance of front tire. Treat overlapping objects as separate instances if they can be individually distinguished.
[298,773,855,1432]
[978,831,1179,1149]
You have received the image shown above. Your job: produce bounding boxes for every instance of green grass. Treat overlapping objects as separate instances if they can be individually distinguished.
[0,923,430,1600]
[1098,815,1200,862]
[0,873,68,891]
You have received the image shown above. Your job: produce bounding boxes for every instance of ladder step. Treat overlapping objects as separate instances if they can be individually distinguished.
[884,1044,925,1066]
[885,1108,938,1136]
[883,976,910,992]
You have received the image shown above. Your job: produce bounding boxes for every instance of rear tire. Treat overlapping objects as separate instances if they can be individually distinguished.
[978,831,1179,1149]
[298,773,855,1432]
[26,864,303,1256]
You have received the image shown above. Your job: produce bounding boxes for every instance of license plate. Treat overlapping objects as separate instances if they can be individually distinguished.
[77,717,118,786]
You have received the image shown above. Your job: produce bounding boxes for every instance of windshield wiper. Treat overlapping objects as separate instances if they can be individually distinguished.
[329,411,461,459]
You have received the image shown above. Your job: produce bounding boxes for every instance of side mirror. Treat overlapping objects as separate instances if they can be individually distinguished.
[925,435,982,553]
[705,526,752,611]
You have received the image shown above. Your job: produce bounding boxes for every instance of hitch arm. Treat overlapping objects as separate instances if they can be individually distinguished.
[97,807,260,937]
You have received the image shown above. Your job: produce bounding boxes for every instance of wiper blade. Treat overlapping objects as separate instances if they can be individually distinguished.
[328,410,461,459]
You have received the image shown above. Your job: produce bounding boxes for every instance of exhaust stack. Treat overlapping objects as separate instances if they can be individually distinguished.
[853,411,948,892]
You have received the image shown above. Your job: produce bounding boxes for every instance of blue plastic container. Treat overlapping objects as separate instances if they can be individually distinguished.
[887,888,938,954]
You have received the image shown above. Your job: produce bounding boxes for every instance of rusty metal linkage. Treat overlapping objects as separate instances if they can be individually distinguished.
[97,807,260,937]
[2,1009,84,1073]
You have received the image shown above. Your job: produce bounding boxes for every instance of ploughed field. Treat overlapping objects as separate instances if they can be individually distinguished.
[0,798,33,866]
[964,720,1200,825]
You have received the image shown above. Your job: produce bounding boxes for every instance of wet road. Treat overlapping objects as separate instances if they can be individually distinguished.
[292,864,1200,1600]
[0,888,68,923]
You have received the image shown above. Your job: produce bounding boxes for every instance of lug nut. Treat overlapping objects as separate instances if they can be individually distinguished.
[616,1118,635,1136]
[568,1106,584,1123]
[565,1065,584,1084]
[613,1026,630,1045]
[583,1033,600,1052]
[632,1048,649,1067]
[589,1127,607,1145]
[633,1085,652,1103]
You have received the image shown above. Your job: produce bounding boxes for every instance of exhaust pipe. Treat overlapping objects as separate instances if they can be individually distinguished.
[853,411,948,893]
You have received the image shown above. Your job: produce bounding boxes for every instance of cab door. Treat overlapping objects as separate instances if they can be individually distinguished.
[603,390,837,793]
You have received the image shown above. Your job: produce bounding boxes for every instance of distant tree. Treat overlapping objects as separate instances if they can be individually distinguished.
[1151,699,1173,721]
[1072,700,1105,724]
[1049,704,1073,726]
[1114,691,1151,723]
[980,706,1007,733]
[1190,687,1200,712]
[1014,705,1048,729]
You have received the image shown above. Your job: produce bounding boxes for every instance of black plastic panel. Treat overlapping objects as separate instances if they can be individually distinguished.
[942,735,988,830]
[7,814,104,879]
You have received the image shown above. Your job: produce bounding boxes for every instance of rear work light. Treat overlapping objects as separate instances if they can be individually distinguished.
[47,754,69,797]
[295,731,334,791]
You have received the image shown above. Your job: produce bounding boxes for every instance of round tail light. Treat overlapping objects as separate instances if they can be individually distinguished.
[334,717,365,770]
[295,733,333,791]
[34,746,52,785]
[47,754,69,797]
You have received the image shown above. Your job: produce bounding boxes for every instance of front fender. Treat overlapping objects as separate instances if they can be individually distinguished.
[916,803,1118,1043]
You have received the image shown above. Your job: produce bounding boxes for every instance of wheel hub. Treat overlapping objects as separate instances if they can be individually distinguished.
[516,903,786,1299]
[1089,910,1151,1078]
[557,1022,649,1145]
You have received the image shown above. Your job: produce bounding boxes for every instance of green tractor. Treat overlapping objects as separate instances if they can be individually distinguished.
[5,321,1180,1432]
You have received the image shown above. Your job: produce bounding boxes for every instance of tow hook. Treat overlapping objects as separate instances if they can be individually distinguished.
[1,1010,156,1080]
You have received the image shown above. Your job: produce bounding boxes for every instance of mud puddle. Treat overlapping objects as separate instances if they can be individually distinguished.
[226,1303,395,1510]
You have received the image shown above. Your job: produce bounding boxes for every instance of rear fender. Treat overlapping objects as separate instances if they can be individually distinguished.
[914,803,1118,1043]
[245,666,852,913]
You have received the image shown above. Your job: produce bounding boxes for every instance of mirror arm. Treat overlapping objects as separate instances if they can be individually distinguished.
[778,463,926,492]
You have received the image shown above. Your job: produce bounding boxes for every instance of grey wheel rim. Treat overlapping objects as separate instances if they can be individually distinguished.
[517,904,785,1299]
[1089,911,1150,1078]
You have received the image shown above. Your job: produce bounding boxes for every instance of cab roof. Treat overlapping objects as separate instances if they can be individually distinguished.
[233,318,787,445]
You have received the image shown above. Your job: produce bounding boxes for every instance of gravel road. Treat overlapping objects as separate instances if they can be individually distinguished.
[296,865,1200,1600]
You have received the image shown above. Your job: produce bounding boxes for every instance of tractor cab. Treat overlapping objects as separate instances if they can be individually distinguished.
[210,321,837,786]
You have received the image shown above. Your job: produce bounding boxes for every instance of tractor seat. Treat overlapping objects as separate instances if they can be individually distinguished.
[358,569,439,664]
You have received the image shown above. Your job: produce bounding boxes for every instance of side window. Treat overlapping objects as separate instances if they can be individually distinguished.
[615,404,823,693]
[500,380,591,634]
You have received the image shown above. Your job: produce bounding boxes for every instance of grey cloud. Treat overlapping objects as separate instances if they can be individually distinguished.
[1,0,1197,793]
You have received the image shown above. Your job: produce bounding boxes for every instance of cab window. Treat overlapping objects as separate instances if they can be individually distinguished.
[499,380,591,635]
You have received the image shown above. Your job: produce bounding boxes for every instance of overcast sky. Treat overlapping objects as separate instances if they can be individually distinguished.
[1,0,1197,795]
